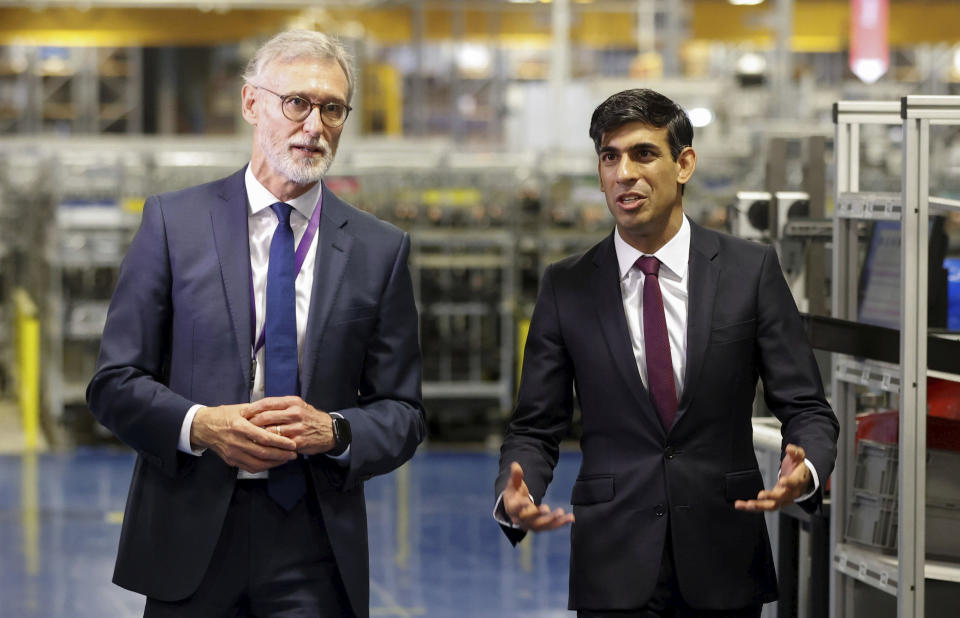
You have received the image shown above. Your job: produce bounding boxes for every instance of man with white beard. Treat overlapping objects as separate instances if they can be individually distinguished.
[87,30,425,617]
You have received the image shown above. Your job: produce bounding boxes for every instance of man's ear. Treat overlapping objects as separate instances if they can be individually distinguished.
[676,146,696,186]
[240,83,258,126]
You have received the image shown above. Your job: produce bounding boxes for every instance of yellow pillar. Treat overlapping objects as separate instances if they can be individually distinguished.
[14,289,41,576]
[14,289,40,451]
[516,317,530,393]
[362,63,404,136]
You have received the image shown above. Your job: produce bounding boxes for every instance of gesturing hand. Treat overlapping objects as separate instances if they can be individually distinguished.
[190,403,298,474]
[735,444,813,512]
[503,462,575,532]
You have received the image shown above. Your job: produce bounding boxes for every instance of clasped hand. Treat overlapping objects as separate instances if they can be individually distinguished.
[502,462,575,532]
[191,396,337,474]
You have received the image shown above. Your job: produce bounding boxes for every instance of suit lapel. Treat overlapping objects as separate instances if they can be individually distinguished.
[300,183,353,396]
[590,233,664,436]
[210,168,253,393]
[678,222,720,419]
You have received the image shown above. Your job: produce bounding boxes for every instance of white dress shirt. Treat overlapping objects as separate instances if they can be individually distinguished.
[614,216,690,401]
[245,166,321,401]
[178,167,347,475]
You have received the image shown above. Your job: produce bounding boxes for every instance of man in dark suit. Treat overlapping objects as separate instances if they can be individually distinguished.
[87,30,425,617]
[495,89,838,617]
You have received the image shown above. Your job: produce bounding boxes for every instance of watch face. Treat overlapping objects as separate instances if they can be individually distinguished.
[334,417,351,446]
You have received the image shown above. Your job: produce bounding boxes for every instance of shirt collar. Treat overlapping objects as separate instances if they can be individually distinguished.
[614,214,691,281]
[244,165,322,221]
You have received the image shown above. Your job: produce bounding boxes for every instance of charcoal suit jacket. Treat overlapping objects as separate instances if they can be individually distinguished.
[87,167,426,617]
[496,220,838,611]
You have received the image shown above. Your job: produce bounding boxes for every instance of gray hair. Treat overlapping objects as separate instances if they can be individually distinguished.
[243,30,356,103]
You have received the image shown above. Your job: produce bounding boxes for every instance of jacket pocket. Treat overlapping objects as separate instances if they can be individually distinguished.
[571,475,615,505]
[724,469,765,501]
[711,318,756,345]
[328,304,378,325]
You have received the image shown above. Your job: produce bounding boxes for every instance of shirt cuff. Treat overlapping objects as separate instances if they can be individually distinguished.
[178,404,207,456]
[492,491,535,529]
[794,458,820,503]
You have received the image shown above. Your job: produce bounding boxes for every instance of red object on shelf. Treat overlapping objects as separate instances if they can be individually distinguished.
[856,410,899,445]
[856,412,960,453]
[816,378,958,493]
[855,378,960,451]
[928,377,960,421]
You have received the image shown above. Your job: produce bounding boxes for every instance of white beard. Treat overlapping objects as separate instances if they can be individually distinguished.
[258,130,335,186]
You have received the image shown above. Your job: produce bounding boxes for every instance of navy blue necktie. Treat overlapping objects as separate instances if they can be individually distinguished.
[265,202,306,510]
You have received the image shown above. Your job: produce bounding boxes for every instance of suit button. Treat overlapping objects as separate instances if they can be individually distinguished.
[655,504,665,518]
[664,446,675,459]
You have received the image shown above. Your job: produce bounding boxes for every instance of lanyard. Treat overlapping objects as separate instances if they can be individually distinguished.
[249,192,324,357]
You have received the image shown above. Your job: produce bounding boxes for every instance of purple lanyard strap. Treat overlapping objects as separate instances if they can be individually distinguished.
[250,192,324,356]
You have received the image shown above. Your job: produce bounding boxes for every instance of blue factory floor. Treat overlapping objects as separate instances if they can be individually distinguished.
[0,447,580,617]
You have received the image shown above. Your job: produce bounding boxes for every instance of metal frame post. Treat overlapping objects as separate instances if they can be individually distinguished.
[830,101,902,618]
[897,94,960,617]
[899,100,927,618]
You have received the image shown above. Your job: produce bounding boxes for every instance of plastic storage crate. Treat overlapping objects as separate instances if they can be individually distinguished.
[852,440,960,505]
[853,440,898,496]
[927,448,960,507]
[927,500,960,560]
[846,493,960,559]
[845,491,897,552]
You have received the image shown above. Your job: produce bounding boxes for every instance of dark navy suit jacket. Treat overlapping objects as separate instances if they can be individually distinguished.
[88,168,425,617]
[496,221,838,611]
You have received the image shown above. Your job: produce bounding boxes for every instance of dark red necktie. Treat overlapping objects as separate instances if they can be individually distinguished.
[637,256,677,430]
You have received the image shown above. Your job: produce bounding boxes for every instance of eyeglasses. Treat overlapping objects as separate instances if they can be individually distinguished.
[255,85,352,127]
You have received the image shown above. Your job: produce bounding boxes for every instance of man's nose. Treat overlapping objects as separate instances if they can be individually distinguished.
[302,106,324,135]
[616,156,639,183]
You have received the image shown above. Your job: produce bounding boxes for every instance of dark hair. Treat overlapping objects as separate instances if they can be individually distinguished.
[588,89,693,161]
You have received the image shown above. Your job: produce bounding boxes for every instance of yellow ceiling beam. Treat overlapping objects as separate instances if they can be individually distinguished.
[0,2,957,50]
[328,7,412,44]
[692,2,960,52]
[333,2,959,50]
[887,4,960,46]
[0,7,298,46]
[324,7,554,45]
[573,11,635,48]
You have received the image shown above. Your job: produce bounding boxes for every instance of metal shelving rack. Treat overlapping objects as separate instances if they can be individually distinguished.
[94,47,143,134]
[830,97,960,617]
[0,46,142,135]
[0,46,31,134]
[412,229,516,417]
[336,149,531,438]
[45,205,140,431]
